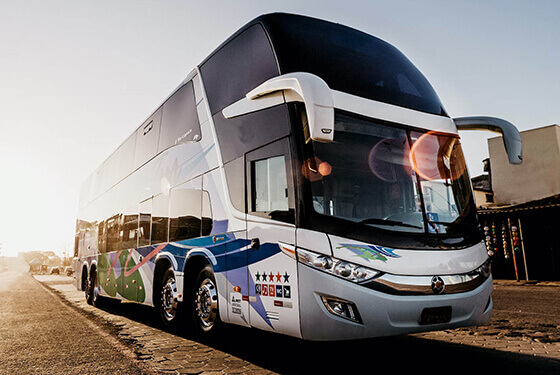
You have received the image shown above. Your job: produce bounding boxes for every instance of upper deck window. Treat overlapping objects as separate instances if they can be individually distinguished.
[263,14,448,116]
[158,81,201,152]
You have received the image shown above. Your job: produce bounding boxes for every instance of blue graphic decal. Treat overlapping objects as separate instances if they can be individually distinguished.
[337,244,400,263]
[143,231,285,329]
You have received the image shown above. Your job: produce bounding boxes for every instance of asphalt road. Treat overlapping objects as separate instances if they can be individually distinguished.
[2,260,560,375]
[456,283,560,343]
[0,265,153,375]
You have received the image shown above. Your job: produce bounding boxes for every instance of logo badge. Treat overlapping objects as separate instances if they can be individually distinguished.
[431,276,445,294]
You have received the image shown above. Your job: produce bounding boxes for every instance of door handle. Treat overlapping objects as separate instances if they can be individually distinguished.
[250,238,260,250]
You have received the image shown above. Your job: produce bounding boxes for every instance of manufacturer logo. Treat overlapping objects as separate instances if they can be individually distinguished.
[431,276,445,294]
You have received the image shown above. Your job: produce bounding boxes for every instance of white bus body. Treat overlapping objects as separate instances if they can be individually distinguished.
[73,13,521,340]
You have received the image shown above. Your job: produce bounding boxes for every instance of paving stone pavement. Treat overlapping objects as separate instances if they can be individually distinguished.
[35,275,277,375]
[35,275,560,374]
[414,329,560,361]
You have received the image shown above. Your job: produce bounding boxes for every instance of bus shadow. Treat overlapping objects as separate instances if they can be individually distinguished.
[97,300,560,374]
[210,325,560,374]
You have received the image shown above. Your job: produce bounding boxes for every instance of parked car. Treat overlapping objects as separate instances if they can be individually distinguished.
[64,266,73,276]
[50,267,60,275]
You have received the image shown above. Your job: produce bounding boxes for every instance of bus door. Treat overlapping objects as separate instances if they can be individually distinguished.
[245,139,300,337]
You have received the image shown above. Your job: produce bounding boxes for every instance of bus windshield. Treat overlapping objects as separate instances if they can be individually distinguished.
[305,112,477,236]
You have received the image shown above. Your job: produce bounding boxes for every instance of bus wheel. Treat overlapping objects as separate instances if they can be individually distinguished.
[85,270,93,305]
[90,270,103,307]
[192,265,220,336]
[159,268,180,328]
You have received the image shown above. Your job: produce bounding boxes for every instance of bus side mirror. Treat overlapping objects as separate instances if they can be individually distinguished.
[223,72,335,143]
[454,116,523,164]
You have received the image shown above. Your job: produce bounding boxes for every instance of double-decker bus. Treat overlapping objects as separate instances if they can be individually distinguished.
[73,13,522,340]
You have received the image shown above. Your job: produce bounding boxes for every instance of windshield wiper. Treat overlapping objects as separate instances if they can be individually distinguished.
[358,218,423,230]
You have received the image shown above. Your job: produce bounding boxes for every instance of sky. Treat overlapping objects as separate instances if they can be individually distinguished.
[0,0,558,257]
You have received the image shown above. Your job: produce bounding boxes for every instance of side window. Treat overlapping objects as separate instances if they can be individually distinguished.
[201,191,213,236]
[117,134,136,182]
[134,108,162,169]
[247,138,295,224]
[151,193,169,244]
[121,206,138,250]
[98,220,107,253]
[223,157,245,212]
[101,151,118,194]
[91,166,104,202]
[158,81,200,153]
[138,199,152,247]
[74,234,79,258]
[169,182,202,242]
[253,156,289,212]
[106,214,121,253]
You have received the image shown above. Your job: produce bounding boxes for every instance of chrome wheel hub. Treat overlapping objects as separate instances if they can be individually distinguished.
[195,279,217,329]
[161,277,178,321]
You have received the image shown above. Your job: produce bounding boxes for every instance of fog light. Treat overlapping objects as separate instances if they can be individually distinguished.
[320,295,363,324]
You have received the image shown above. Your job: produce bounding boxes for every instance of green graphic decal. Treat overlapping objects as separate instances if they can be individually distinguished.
[336,244,401,263]
[98,250,146,303]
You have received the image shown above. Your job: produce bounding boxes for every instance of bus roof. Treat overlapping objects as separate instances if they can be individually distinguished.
[200,13,447,117]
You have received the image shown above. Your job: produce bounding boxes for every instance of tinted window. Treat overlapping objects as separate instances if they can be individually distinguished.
[253,156,289,212]
[262,14,447,116]
[213,104,290,164]
[246,138,295,224]
[106,214,121,253]
[169,181,202,242]
[158,81,200,153]
[98,220,107,253]
[138,199,151,247]
[121,209,138,250]
[134,108,162,169]
[201,190,212,236]
[74,234,79,258]
[224,157,245,212]
[200,24,279,115]
[151,194,169,244]
[117,134,136,182]
[101,151,118,193]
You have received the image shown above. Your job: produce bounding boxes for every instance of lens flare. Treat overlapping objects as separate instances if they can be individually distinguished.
[409,131,465,181]
[318,161,332,176]
[368,137,410,182]
[302,157,326,182]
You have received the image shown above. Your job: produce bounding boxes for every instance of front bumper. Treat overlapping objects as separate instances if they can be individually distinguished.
[298,264,493,341]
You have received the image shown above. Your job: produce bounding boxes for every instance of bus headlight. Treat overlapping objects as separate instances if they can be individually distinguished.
[468,259,492,279]
[297,248,379,283]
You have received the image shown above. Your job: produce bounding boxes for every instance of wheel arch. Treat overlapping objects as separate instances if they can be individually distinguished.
[153,257,173,303]
[184,254,213,291]
[80,262,89,291]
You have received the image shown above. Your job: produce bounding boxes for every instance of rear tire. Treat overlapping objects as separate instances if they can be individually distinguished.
[85,270,93,305]
[191,265,220,337]
[159,267,182,329]
[91,270,104,307]
[87,268,103,307]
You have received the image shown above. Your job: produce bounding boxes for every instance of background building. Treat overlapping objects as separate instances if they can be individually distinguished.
[472,125,560,281]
